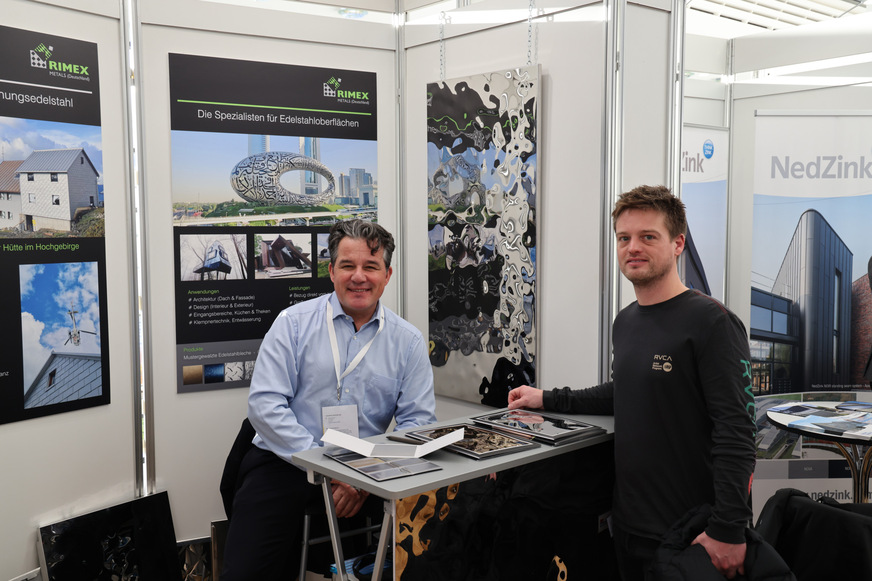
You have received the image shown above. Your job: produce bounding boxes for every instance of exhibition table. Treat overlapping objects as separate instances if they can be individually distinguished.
[292,411,615,581]
[767,402,872,504]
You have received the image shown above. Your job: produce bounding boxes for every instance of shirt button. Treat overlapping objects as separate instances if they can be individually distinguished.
[345,389,349,393]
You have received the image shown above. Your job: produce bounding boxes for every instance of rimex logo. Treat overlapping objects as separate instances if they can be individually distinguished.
[324,76,342,97]
[324,76,370,104]
[30,42,90,80]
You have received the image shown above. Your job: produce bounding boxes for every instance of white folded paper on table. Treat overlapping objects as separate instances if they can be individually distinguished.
[321,427,464,458]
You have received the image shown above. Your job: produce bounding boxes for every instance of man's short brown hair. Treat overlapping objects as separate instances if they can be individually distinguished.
[612,185,687,239]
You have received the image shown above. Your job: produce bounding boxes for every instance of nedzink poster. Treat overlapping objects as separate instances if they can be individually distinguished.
[751,111,872,395]
[168,54,378,393]
[0,25,110,424]
[752,112,872,505]
[680,125,728,302]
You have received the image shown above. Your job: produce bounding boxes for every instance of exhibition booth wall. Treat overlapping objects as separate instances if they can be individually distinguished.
[724,20,872,510]
[0,2,139,580]
[135,0,675,553]
[2,0,869,578]
[137,13,404,559]
[681,16,872,515]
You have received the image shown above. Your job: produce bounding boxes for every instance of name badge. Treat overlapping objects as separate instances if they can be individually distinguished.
[322,404,359,438]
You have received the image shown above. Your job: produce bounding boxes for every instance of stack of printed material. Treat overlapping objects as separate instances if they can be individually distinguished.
[770,403,872,440]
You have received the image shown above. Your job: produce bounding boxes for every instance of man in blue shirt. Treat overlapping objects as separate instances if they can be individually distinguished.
[222,219,436,580]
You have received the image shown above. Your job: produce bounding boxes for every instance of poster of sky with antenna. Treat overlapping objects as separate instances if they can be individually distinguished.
[0,24,110,424]
[19,261,104,406]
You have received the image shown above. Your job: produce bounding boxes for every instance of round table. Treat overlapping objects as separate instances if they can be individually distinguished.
[767,401,872,503]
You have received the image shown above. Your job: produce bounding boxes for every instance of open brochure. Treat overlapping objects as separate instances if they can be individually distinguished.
[321,427,464,458]
[323,450,443,482]
[405,423,540,460]
[770,403,872,441]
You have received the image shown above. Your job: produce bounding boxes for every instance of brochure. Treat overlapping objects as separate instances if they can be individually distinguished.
[769,403,847,418]
[324,450,443,482]
[321,427,464,458]
[835,401,872,413]
[770,403,872,441]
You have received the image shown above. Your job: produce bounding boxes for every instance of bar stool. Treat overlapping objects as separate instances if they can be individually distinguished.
[299,497,382,581]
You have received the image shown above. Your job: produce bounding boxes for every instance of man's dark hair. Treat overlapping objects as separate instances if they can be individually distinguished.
[327,219,395,269]
[612,185,687,239]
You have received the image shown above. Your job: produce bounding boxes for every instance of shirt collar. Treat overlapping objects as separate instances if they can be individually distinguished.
[328,292,382,328]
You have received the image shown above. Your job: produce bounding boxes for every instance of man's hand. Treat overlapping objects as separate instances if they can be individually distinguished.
[692,532,746,579]
[331,480,369,518]
[507,385,544,410]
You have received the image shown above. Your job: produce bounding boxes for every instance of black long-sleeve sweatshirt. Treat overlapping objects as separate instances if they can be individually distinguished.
[544,290,757,544]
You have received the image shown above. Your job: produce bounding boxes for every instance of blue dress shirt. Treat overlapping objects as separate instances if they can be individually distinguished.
[249,292,437,466]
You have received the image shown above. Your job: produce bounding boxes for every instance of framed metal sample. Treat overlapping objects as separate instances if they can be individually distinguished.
[406,423,539,460]
[471,409,606,445]
[426,66,539,406]
[37,491,181,581]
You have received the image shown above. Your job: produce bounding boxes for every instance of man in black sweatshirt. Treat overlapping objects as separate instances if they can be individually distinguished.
[509,185,756,580]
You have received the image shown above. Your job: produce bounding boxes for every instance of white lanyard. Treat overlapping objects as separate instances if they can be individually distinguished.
[326,300,384,401]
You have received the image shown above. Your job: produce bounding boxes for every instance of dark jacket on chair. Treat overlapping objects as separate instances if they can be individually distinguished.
[755,488,872,581]
[219,418,256,521]
[649,504,795,581]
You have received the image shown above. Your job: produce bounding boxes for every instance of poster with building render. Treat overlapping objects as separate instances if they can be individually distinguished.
[751,111,872,396]
[752,112,872,505]
[168,54,378,392]
[680,125,728,302]
[426,67,538,405]
[0,25,110,424]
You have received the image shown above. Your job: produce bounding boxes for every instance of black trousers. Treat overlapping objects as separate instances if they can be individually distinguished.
[221,446,378,581]
[612,525,660,581]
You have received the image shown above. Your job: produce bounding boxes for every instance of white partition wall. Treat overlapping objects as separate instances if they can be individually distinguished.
[622,0,673,190]
[137,0,401,543]
[0,1,137,579]
[616,0,675,310]
[683,34,730,128]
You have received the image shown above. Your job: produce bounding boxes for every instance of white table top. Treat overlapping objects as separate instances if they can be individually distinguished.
[292,411,615,500]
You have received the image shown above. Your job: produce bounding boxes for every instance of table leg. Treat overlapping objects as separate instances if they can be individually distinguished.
[371,499,393,581]
[833,443,860,503]
[319,475,348,581]
[861,446,872,503]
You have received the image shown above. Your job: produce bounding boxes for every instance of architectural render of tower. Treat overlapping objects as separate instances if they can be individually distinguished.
[749,209,853,394]
[349,168,373,205]
[299,136,322,197]
[248,135,269,156]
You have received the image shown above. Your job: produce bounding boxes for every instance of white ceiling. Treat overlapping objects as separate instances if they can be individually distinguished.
[252,0,870,39]
[686,0,868,37]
